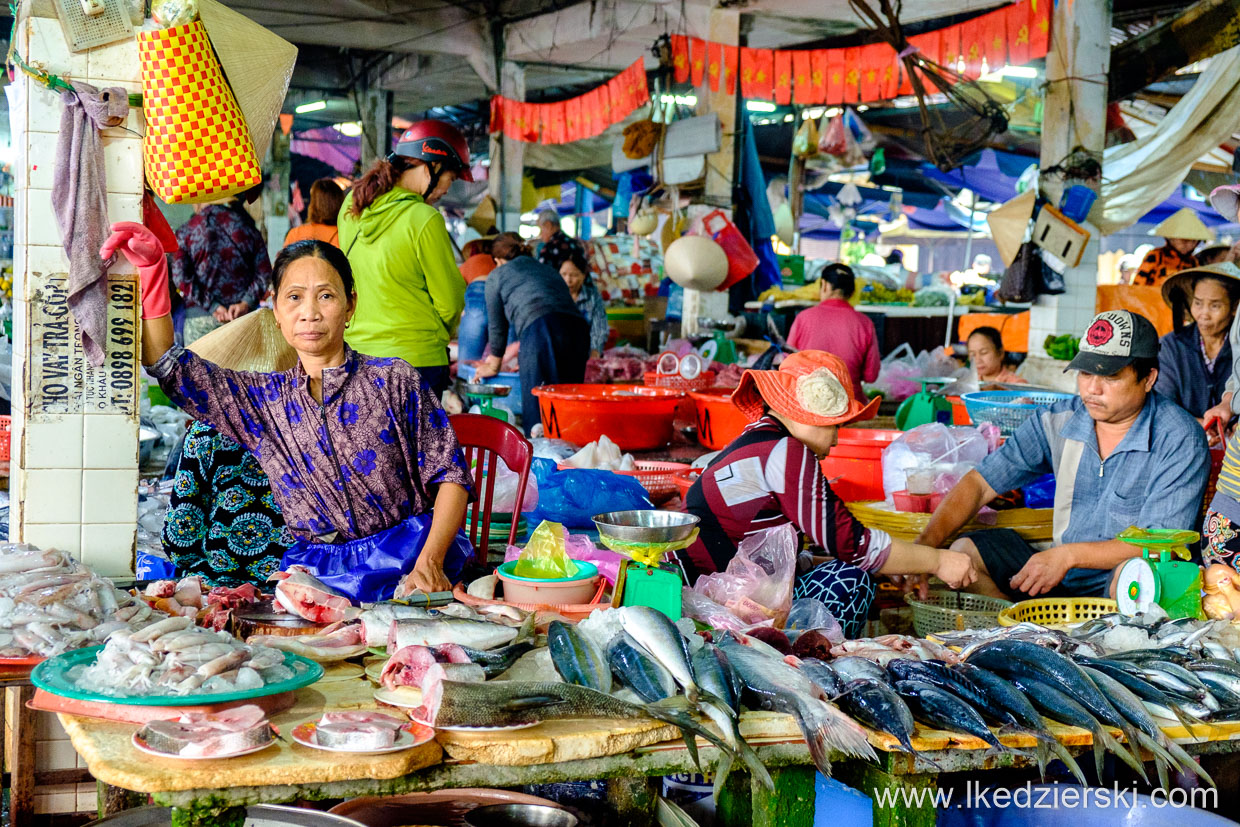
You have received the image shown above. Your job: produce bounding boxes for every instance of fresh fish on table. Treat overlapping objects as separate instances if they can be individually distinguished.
[617,606,710,702]
[687,644,774,792]
[247,621,367,662]
[609,632,677,702]
[419,661,486,693]
[358,603,439,648]
[137,705,274,758]
[457,642,534,679]
[548,621,612,693]
[314,711,406,750]
[797,659,845,697]
[888,659,991,710]
[894,680,1008,751]
[829,656,890,685]
[835,678,921,759]
[269,567,359,624]
[388,614,531,652]
[720,637,875,775]
[830,635,960,665]
[379,644,472,691]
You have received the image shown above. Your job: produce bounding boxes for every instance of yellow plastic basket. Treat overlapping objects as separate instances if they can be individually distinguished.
[997,597,1118,628]
[847,503,1053,543]
[904,590,1013,637]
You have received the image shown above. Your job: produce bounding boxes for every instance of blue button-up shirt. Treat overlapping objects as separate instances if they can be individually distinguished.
[976,393,1209,595]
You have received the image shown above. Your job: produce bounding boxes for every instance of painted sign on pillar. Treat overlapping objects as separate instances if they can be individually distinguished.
[27,273,139,421]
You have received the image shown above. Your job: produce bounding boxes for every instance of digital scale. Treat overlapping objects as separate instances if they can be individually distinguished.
[1115,527,1205,620]
[462,382,512,423]
[593,510,699,621]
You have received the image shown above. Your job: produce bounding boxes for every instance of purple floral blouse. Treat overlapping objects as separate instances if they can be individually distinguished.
[149,345,472,543]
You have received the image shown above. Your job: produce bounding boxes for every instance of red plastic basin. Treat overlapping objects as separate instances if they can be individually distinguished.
[531,384,685,451]
[819,428,902,503]
[687,388,750,450]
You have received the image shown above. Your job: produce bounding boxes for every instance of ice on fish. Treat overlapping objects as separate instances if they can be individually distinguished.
[1101,625,1151,653]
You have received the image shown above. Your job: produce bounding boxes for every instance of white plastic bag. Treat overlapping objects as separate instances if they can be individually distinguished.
[881,423,994,499]
[492,460,539,513]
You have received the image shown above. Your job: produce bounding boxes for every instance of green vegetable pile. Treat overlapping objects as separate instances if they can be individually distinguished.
[1044,334,1080,361]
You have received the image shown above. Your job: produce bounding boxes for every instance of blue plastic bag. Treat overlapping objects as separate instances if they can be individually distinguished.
[281,514,473,603]
[529,458,653,529]
[1023,473,1056,510]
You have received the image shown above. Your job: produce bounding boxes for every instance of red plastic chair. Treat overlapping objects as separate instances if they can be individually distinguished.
[449,413,534,564]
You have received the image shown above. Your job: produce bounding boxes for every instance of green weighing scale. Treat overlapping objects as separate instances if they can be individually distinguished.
[697,329,739,365]
[462,382,513,423]
[1115,527,1205,620]
[895,377,956,430]
[593,510,700,621]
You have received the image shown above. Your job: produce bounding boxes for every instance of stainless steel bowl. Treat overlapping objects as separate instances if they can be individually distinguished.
[464,804,579,827]
[87,804,365,826]
[463,382,512,397]
[592,510,700,544]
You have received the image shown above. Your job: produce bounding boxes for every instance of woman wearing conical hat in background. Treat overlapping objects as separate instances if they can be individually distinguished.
[1157,261,1240,422]
[161,310,298,585]
[1131,207,1215,287]
[681,351,977,638]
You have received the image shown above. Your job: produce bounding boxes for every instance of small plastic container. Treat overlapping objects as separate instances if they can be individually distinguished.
[892,490,932,513]
[496,560,602,606]
[687,388,750,450]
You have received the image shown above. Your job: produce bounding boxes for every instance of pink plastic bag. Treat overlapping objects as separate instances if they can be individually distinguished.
[681,588,773,633]
[505,530,625,585]
[692,524,797,627]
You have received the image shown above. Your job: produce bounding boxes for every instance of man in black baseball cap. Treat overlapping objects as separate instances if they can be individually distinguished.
[914,309,1208,603]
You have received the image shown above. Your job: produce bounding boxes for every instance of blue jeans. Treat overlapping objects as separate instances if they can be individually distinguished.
[458,280,489,363]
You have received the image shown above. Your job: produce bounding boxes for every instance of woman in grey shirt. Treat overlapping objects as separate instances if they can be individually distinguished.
[474,233,590,434]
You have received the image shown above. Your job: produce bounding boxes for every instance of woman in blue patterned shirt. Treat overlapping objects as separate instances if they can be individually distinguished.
[559,249,610,357]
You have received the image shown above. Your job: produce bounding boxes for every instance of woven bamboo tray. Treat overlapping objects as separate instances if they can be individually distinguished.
[846,502,1053,543]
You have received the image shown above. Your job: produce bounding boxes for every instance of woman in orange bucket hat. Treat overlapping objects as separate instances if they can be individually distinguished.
[683,351,976,637]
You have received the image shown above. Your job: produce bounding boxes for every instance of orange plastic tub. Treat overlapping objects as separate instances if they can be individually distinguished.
[687,388,750,450]
[531,384,685,451]
[819,428,902,503]
[948,396,972,425]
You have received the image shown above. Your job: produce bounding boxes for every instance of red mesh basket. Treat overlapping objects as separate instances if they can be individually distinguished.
[643,371,717,392]
[673,467,703,502]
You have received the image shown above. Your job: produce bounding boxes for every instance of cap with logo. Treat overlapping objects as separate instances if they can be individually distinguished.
[1065,310,1159,376]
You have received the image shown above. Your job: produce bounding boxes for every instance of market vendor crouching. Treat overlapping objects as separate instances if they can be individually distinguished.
[683,351,976,638]
[917,310,1209,601]
[108,226,473,600]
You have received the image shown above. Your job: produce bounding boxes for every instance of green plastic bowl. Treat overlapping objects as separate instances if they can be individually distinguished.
[497,560,598,583]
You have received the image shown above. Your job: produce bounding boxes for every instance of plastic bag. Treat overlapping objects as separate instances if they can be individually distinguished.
[681,588,770,633]
[819,114,848,155]
[692,524,798,626]
[792,118,819,158]
[505,531,625,585]
[529,458,653,529]
[492,460,539,514]
[784,598,844,644]
[882,424,993,499]
[531,438,580,462]
[1023,473,1056,509]
[513,521,578,579]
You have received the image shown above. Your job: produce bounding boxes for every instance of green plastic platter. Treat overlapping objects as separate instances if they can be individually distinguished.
[31,647,324,706]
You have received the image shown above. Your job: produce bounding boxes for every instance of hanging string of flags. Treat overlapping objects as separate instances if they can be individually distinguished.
[490,59,650,145]
[671,0,1050,104]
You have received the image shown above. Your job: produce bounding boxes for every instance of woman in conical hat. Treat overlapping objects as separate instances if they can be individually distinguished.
[681,350,976,638]
[1132,207,1215,287]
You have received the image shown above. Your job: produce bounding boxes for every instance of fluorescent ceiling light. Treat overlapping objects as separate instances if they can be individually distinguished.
[660,93,697,106]
[746,101,777,113]
[332,122,363,137]
[295,100,327,114]
[1002,65,1039,78]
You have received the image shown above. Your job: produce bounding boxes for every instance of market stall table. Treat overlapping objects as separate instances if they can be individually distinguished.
[57,669,1240,827]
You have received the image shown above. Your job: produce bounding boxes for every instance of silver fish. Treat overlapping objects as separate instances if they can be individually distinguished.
[388,614,531,652]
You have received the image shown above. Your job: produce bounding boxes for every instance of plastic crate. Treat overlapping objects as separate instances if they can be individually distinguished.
[997,597,1118,628]
[961,390,1075,436]
[642,370,717,392]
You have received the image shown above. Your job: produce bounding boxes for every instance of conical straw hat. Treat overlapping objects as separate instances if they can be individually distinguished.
[987,189,1036,267]
[188,309,298,373]
[1150,207,1215,241]
[198,0,298,163]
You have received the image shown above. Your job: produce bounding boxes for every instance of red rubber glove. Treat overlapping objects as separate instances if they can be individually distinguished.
[100,221,170,320]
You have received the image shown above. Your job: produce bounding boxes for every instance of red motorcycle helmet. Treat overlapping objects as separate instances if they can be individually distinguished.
[393,120,474,182]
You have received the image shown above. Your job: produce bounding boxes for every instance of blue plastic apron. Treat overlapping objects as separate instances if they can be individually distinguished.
[281,514,473,603]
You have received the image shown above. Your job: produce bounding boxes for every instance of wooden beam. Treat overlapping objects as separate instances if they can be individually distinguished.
[1108,0,1240,101]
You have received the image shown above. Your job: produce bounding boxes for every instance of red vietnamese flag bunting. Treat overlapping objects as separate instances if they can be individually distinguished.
[959,16,985,78]
[502,97,520,141]
[842,47,862,103]
[722,45,738,94]
[607,76,625,126]
[741,48,773,100]
[544,102,565,144]
[581,89,597,138]
[809,50,828,103]
[857,44,883,101]
[939,19,962,73]
[792,50,814,104]
[524,102,542,142]
[707,41,723,92]
[982,7,1007,72]
[773,50,792,104]
[1006,1,1032,66]
[630,59,650,107]
[878,45,900,99]
[489,96,503,133]
[564,96,581,143]
[690,37,706,87]
[671,34,690,84]
[593,87,608,135]
[825,48,846,105]
[1029,0,1050,57]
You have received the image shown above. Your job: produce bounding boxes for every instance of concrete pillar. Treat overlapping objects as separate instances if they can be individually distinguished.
[490,61,526,231]
[1028,0,1111,356]
[358,87,393,173]
[264,127,292,262]
[9,15,143,571]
